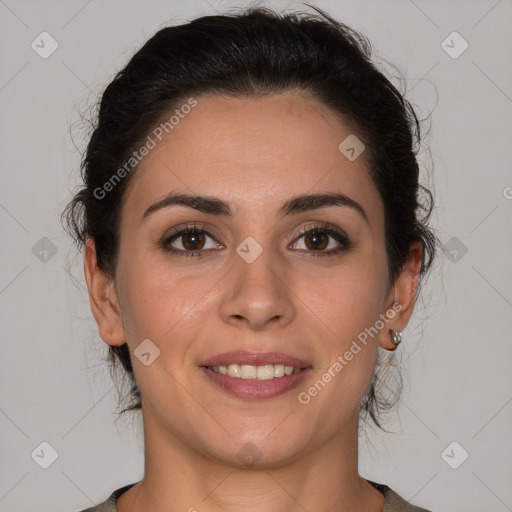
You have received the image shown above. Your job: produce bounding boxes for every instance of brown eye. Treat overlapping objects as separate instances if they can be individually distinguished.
[291,224,351,257]
[180,231,206,251]
[303,230,329,251]
[162,226,221,256]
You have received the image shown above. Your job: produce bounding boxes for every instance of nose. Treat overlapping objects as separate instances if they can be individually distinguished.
[218,247,296,331]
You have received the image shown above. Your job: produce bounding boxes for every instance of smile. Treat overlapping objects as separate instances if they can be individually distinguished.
[200,365,311,399]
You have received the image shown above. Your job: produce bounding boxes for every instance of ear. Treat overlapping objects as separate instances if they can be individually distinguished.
[84,238,126,346]
[379,241,423,350]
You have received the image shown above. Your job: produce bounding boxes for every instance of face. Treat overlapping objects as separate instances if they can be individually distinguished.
[94,91,404,466]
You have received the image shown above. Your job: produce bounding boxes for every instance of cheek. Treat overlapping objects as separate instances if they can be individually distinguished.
[299,254,389,340]
[296,251,388,392]
[115,249,219,346]
[297,272,386,420]
[114,260,215,404]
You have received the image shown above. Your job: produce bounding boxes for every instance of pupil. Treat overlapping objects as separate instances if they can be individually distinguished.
[184,232,204,250]
[307,231,327,250]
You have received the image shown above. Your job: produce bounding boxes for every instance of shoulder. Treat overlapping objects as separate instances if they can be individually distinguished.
[382,486,434,512]
[77,499,115,512]
[367,479,433,511]
[75,483,138,512]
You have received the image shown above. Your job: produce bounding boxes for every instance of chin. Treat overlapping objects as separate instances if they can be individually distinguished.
[206,429,308,469]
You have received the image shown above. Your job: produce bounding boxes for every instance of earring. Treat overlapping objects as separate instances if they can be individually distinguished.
[389,328,402,346]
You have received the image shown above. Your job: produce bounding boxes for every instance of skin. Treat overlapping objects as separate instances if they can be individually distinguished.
[84,90,422,512]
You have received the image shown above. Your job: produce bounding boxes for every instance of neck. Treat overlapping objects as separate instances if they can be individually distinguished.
[117,407,385,512]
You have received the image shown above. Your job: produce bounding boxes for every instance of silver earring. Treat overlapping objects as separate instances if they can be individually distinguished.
[389,328,402,346]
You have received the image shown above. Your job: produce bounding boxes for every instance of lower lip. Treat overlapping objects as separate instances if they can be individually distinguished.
[200,366,312,399]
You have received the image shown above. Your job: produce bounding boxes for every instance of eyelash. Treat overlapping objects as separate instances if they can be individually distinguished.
[161,223,351,259]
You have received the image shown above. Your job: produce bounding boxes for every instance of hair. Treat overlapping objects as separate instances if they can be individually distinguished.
[62,4,437,431]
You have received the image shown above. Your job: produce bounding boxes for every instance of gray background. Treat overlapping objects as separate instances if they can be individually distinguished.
[1,0,511,511]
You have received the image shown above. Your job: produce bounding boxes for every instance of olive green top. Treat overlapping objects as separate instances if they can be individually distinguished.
[78,480,433,511]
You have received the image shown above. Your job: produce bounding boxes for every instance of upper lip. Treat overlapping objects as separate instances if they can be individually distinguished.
[200,351,311,369]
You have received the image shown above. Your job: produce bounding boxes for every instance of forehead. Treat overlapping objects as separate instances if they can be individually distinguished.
[121,91,383,224]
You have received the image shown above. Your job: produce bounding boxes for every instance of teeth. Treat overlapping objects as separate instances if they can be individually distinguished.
[209,363,302,380]
[274,364,285,377]
[240,365,257,379]
[257,364,274,380]
[227,364,241,378]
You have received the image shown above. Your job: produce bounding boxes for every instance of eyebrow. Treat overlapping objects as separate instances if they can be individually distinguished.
[141,191,369,224]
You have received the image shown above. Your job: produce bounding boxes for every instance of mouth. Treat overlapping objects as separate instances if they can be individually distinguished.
[199,351,312,399]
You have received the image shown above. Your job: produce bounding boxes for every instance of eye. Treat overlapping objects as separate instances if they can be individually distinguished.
[162,224,222,257]
[290,224,351,257]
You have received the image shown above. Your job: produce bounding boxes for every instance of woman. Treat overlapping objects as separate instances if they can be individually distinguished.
[63,5,437,511]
